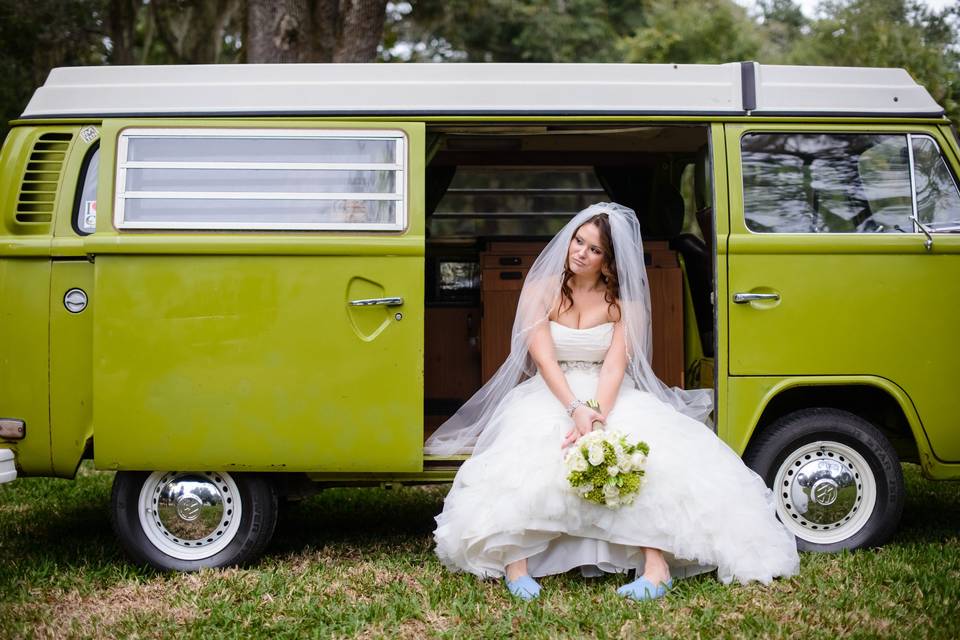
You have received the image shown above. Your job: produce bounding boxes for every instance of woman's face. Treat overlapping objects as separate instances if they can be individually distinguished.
[567,222,605,278]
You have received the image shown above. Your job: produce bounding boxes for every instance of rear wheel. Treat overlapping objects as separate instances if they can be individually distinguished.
[111,470,277,571]
[744,408,904,552]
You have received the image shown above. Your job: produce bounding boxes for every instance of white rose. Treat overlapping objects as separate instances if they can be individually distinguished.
[587,443,605,466]
[607,465,619,477]
[631,452,647,467]
[573,455,589,472]
[603,483,619,501]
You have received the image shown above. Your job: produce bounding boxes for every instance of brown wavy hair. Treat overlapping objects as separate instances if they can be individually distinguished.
[559,213,621,321]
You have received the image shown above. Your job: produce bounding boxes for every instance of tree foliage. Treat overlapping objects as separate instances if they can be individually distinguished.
[0,0,108,138]
[617,0,763,64]
[784,0,960,120]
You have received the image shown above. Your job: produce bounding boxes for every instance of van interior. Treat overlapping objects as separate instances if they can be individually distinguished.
[423,124,715,443]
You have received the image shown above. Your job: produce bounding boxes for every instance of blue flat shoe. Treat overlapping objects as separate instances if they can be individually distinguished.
[504,575,541,601]
[617,575,672,601]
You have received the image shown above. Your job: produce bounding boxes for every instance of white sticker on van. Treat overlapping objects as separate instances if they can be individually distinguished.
[79,126,99,144]
[84,200,97,230]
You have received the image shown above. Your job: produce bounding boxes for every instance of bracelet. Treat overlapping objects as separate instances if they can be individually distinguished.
[566,399,585,417]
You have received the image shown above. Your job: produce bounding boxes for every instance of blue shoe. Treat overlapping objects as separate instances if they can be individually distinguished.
[617,575,672,601]
[504,575,541,601]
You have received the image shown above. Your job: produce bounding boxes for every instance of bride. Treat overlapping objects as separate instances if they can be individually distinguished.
[424,203,800,601]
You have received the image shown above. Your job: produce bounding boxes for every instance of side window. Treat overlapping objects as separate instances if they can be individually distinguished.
[741,133,913,233]
[911,135,960,232]
[74,145,100,234]
[114,128,407,231]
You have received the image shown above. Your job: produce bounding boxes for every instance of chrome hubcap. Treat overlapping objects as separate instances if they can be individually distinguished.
[138,471,242,561]
[773,441,876,545]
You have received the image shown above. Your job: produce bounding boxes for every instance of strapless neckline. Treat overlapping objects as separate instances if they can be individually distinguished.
[549,320,614,332]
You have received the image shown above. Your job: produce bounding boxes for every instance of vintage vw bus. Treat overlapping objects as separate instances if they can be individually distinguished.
[1,63,958,570]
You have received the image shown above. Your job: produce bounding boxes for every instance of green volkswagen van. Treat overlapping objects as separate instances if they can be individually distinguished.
[1,62,957,570]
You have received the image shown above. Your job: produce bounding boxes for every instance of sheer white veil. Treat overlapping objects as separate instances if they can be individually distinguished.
[424,202,713,456]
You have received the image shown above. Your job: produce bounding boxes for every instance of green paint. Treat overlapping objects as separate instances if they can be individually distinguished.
[1,114,958,484]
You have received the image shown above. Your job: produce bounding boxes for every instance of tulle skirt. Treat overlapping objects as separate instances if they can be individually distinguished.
[433,370,800,585]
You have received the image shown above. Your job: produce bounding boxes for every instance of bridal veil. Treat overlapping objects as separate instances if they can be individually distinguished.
[424,202,713,456]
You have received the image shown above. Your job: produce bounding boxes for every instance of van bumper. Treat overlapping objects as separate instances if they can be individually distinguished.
[0,449,16,484]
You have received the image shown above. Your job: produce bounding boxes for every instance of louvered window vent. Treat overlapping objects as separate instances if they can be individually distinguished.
[15,132,73,226]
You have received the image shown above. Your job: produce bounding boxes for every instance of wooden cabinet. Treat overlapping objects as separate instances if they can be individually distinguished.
[424,306,481,438]
[480,242,545,381]
[479,240,686,388]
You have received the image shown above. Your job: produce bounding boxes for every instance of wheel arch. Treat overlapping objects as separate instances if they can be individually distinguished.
[740,377,931,466]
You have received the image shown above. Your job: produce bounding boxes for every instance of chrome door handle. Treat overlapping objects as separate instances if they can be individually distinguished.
[348,296,404,307]
[733,292,780,304]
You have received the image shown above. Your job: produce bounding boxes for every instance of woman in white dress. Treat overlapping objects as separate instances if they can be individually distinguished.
[424,203,800,601]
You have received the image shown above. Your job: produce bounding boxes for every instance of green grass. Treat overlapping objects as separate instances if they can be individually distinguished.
[0,463,958,639]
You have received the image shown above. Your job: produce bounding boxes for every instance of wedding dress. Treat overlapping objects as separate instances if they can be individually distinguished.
[433,321,800,585]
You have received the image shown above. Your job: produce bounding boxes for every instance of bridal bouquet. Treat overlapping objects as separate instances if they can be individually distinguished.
[563,403,650,508]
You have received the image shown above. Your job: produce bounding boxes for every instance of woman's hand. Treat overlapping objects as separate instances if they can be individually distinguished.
[561,405,605,449]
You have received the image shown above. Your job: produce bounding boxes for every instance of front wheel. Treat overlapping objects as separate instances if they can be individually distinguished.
[744,408,904,552]
[111,470,277,571]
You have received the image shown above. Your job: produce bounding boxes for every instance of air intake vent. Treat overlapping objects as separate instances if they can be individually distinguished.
[15,132,73,227]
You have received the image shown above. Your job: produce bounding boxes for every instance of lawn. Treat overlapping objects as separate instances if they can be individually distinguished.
[0,463,957,639]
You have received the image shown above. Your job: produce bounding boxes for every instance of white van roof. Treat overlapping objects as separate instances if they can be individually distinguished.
[20,62,944,119]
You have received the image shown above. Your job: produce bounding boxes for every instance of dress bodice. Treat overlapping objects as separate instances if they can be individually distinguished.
[549,321,614,363]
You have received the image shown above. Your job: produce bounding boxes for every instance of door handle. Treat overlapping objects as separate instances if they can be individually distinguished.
[348,296,404,307]
[733,292,780,304]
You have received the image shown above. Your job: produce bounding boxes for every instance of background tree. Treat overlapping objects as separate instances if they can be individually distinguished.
[382,0,645,62]
[785,0,960,120]
[756,0,807,62]
[245,0,387,63]
[617,0,763,64]
[151,0,243,64]
[0,0,108,140]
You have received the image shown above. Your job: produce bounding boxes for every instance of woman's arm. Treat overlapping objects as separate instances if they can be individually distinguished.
[595,321,627,418]
[527,321,605,447]
[527,321,576,408]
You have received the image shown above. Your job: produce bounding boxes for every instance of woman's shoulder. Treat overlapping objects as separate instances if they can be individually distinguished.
[607,297,623,323]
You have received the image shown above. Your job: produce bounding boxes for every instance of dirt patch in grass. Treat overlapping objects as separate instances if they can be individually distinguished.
[13,580,196,640]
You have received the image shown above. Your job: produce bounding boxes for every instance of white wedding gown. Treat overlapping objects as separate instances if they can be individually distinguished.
[434,321,800,585]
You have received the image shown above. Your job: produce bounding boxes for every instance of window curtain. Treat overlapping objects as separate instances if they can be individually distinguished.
[425,133,457,217]
[594,165,684,239]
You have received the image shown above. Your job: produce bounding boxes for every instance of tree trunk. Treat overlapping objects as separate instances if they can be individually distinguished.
[108,0,138,65]
[332,0,387,62]
[246,0,314,63]
[152,0,242,63]
[246,0,387,63]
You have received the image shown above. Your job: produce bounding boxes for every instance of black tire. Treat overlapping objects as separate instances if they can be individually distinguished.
[110,470,278,571]
[743,408,904,553]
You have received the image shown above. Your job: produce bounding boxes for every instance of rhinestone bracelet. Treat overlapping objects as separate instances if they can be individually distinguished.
[566,399,586,417]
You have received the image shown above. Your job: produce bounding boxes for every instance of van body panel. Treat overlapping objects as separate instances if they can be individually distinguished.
[92,254,424,472]
[0,259,53,474]
[89,119,425,472]
[725,123,960,465]
[50,261,94,476]
[709,123,730,438]
[1,110,956,477]
[46,128,99,477]
[724,375,933,457]
[0,125,84,476]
